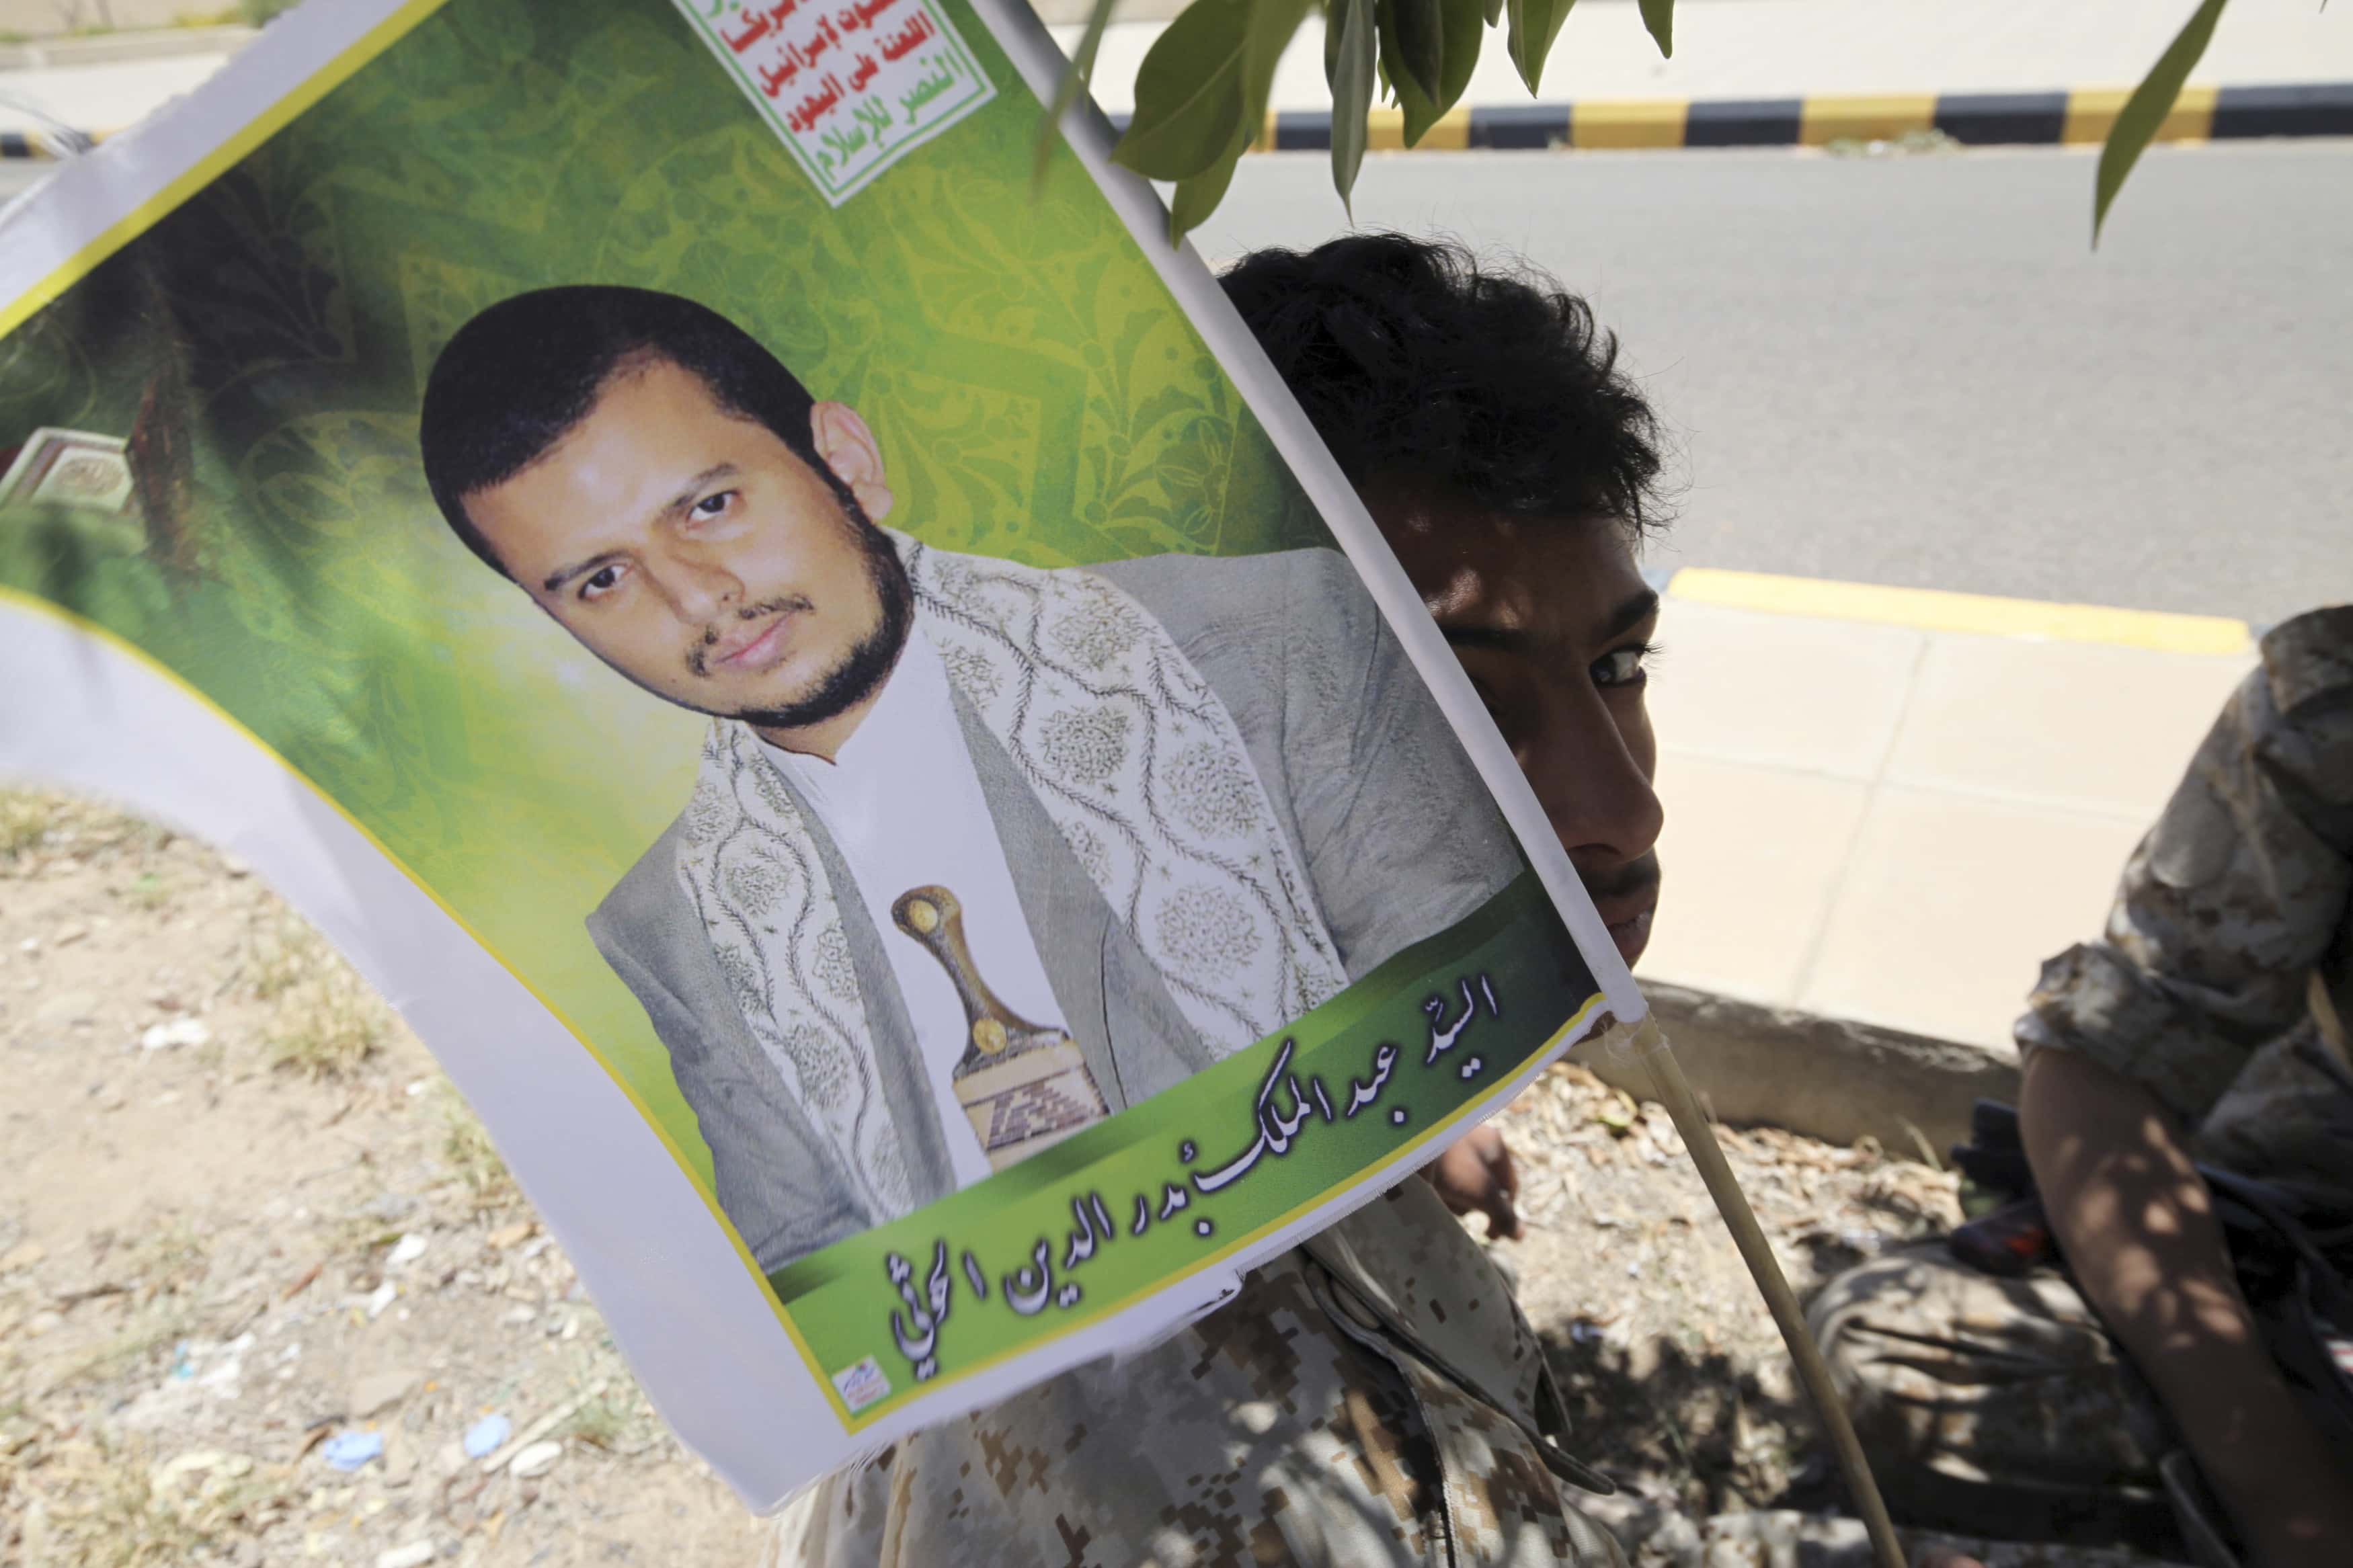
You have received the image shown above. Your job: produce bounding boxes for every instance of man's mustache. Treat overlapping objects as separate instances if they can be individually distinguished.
[1581,852,1660,905]
[686,594,813,677]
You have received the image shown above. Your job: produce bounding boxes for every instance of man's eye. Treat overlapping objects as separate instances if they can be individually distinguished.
[1593,643,1657,688]
[689,490,737,521]
[579,563,628,602]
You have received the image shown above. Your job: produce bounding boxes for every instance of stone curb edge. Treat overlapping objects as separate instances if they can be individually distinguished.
[1583,981,2019,1160]
[1119,80,2353,156]
[1661,567,2256,655]
[8,79,2353,159]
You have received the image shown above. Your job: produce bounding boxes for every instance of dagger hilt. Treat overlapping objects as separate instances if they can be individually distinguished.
[889,883,1109,1171]
[891,885,1063,1062]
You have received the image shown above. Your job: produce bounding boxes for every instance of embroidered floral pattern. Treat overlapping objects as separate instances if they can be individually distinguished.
[1037,706,1131,787]
[1164,742,1260,841]
[1154,882,1263,979]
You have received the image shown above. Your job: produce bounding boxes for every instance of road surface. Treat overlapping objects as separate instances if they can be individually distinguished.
[1200,140,2353,627]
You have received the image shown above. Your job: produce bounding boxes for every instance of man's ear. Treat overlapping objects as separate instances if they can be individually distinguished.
[808,402,893,524]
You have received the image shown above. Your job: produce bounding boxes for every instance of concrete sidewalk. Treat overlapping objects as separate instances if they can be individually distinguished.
[1633,569,2256,1061]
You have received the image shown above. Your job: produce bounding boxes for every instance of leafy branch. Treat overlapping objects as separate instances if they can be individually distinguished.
[1045,0,2303,248]
[1049,0,1677,242]
[2093,0,2227,242]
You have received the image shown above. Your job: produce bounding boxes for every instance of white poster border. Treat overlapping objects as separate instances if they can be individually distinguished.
[0,0,1646,1509]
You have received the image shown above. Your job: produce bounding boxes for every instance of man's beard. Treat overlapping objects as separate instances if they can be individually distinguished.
[707,499,914,733]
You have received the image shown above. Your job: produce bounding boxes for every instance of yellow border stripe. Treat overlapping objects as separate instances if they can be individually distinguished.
[2063,83,2218,146]
[0,584,800,1339]
[1666,567,2253,655]
[0,0,448,342]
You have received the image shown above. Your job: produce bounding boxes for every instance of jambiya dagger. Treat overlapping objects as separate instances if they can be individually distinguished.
[891,884,1111,1170]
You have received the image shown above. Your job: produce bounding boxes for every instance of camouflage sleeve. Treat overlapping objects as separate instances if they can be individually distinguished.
[2015,607,2353,1123]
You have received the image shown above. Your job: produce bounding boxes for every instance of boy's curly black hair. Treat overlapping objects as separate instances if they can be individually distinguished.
[1220,233,1667,537]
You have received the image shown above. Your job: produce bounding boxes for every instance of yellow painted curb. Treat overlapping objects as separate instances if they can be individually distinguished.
[1798,93,1938,146]
[2063,83,2217,145]
[1572,99,1687,150]
[1365,104,1471,151]
[1665,568,2254,655]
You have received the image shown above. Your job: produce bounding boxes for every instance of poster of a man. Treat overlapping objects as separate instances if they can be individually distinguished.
[419,286,1525,1274]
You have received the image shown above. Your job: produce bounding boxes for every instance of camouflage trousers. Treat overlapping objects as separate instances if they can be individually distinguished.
[1808,1243,2178,1548]
[762,1237,1630,1567]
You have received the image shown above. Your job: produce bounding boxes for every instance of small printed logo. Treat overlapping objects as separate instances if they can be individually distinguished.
[831,1355,891,1413]
[674,0,996,207]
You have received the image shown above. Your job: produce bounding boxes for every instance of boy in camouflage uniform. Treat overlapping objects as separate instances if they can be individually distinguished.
[1813,607,2353,1567]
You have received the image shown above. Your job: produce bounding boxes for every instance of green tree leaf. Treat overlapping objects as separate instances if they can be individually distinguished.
[1388,0,1445,106]
[1168,119,1252,245]
[1435,0,1485,111]
[1482,0,1505,28]
[2094,0,2227,243]
[1326,0,1376,212]
[1378,0,1478,143]
[1035,0,1122,188]
[1112,0,1253,181]
[1162,0,1312,243]
[1505,0,1574,97]
[1638,0,1673,58]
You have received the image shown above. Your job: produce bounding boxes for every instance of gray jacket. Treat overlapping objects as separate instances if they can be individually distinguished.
[587,546,1519,1275]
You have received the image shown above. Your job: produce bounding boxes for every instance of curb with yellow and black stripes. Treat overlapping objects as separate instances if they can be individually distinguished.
[1122,80,2353,154]
[9,80,2352,159]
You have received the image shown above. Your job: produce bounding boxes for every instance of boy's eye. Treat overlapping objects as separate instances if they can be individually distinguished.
[1593,643,1657,688]
[580,562,628,602]
[690,490,735,520]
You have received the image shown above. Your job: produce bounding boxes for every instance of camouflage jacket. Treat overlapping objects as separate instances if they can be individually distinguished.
[2016,605,2353,1212]
[766,1177,1628,1567]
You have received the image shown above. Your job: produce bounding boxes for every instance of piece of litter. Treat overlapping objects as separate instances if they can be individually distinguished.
[319,1430,383,1471]
[462,1414,510,1459]
[349,1369,419,1419]
[404,1079,430,1097]
[364,1282,398,1319]
[385,1234,428,1269]
[376,1544,436,1568]
[507,1440,562,1479]
[479,1380,608,1472]
[140,1018,213,1051]
[154,1449,233,1489]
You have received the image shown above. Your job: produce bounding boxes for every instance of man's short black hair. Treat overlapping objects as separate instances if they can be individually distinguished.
[1220,234,1666,535]
[420,286,832,577]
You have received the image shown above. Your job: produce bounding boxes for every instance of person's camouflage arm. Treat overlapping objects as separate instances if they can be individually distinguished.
[2016,606,2353,1124]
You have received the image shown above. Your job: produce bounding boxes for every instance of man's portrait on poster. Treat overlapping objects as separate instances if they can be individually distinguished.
[419,286,1519,1274]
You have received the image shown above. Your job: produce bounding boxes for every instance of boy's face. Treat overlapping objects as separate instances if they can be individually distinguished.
[459,358,900,734]
[1371,481,1665,968]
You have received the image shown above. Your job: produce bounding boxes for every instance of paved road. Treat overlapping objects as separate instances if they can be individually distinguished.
[1199,140,2353,627]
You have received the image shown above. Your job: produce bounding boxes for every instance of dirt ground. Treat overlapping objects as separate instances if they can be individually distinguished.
[0,787,1970,1567]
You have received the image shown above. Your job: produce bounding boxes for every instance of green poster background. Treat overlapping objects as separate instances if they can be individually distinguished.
[0,0,1331,1187]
